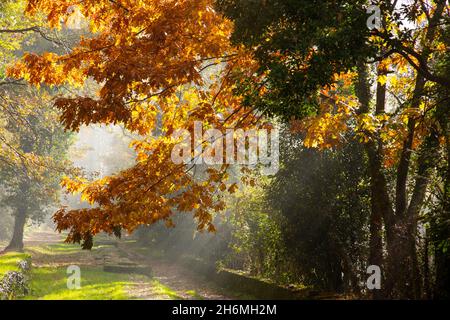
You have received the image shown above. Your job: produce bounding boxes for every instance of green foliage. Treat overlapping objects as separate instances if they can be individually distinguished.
[216,130,370,291]
[424,53,450,299]
[0,88,75,225]
[266,130,370,291]
[0,0,34,77]
[0,0,75,244]
[216,0,374,119]
[224,182,288,283]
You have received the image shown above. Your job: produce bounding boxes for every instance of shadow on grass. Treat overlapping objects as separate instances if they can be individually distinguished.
[0,252,31,278]
[25,265,142,300]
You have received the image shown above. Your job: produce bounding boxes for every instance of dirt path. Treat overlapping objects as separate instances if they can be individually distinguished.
[125,256,233,300]
[24,229,105,268]
[23,228,234,300]
[24,229,62,246]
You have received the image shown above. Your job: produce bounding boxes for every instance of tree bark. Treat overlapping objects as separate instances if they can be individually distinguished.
[4,205,27,252]
[3,178,31,253]
[383,1,446,299]
[385,131,439,298]
[356,62,389,299]
[433,107,450,299]
[423,229,430,299]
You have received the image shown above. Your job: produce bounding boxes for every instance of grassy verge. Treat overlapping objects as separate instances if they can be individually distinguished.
[25,265,147,300]
[185,290,205,300]
[26,243,85,256]
[151,280,184,300]
[22,242,150,300]
[3,236,195,300]
[0,252,31,278]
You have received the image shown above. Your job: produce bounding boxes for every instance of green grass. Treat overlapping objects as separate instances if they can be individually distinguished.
[185,290,205,300]
[26,243,82,256]
[2,236,186,300]
[25,265,144,300]
[0,252,31,278]
[25,243,115,261]
[151,280,183,300]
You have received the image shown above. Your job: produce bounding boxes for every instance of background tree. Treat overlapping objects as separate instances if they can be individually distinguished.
[0,0,75,251]
[0,87,74,251]
[427,37,450,299]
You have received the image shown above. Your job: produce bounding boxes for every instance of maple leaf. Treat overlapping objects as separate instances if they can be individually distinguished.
[10,0,264,245]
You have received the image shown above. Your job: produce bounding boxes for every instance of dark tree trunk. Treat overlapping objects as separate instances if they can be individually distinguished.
[383,0,446,299]
[434,117,450,299]
[366,142,389,275]
[356,62,386,299]
[435,243,450,299]
[384,221,415,298]
[4,206,27,252]
[423,230,430,299]
[385,132,439,298]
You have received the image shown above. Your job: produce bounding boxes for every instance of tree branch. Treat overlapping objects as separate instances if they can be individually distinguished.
[0,26,64,46]
[395,0,446,217]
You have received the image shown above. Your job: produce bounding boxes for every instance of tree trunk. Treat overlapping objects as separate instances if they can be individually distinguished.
[366,143,389,298]
[423,230,430,299]
[383,0,446,299]
[435,241,450,299]
[386,132,439,298]
[4,206,27,252]
[356,62,387,299]
[434,116,450,299]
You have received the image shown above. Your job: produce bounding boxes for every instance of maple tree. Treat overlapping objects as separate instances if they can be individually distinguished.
[9,0,265,249]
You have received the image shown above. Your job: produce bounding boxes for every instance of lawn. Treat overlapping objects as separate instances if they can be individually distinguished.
[23,242,150,300]
[0,252,31,278]
[2,238,194,300]
[25,265,146,300]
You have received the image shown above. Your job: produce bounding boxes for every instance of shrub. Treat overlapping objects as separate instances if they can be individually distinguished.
[0,259,31,300]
